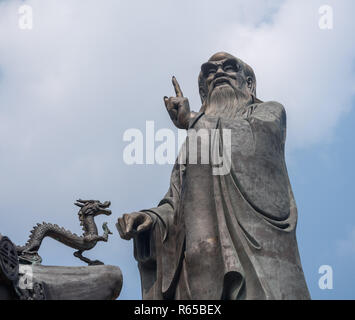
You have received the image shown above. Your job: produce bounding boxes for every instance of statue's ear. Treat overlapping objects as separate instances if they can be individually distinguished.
[198,71,208,104]
[246,76,262,103]
[247,76,255,94]
[199,86,207,104]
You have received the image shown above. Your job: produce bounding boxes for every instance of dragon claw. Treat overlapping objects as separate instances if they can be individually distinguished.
[19,251,42,265]
[89,260,104,266]
[102,222,112,235]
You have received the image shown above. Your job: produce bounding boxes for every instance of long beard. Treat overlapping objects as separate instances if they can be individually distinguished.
[204,85,252,119]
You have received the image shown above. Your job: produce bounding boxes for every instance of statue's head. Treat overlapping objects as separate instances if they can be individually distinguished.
[198,52,259,116]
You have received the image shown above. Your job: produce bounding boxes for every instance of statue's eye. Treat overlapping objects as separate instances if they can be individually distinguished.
[208,69,216,76]
[202,63,217,78]
[224,64,236,72]
[205,67,216,77]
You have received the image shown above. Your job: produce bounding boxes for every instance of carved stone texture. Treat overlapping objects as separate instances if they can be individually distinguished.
[18,264,122,300]
[0,235,19,300]
[0,235,19,283]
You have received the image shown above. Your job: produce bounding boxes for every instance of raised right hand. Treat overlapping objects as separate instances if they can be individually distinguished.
[164,76,191,129]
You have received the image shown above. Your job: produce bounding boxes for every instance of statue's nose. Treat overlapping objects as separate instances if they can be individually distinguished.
[215,65,224,76]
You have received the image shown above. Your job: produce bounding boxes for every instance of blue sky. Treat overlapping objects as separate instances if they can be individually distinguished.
[0,0,354,299]
[290,105,355,299]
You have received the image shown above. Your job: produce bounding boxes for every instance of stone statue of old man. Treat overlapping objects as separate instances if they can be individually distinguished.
[117,52,310,300]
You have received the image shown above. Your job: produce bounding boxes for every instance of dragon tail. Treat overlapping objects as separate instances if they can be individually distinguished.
[16,222,82,254]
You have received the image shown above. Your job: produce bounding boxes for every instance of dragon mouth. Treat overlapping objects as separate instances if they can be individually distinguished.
[101,201,111,208]
[97,201,111,216]
[98,209,112,216]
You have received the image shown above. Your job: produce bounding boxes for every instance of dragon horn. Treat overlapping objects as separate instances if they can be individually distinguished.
[101,201,111,208]
[76,199,95,204]
[74,202,84,208]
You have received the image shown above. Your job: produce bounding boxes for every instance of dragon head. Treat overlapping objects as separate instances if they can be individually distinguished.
[75,199,112,219]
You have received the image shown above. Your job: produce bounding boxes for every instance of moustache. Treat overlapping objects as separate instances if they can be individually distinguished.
[211,75,236,91]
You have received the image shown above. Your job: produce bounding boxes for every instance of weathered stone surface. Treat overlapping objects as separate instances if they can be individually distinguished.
[25,264,123,300]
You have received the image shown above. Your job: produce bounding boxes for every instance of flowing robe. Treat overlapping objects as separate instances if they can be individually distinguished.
[133,101,310,300]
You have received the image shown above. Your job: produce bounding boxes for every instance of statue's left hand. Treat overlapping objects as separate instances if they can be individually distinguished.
[116,212,153,240]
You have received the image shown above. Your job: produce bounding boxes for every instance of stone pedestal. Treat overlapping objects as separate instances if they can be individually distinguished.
[18,264,123,300]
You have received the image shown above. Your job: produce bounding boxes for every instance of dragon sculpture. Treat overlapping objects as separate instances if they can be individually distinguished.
[16,199,112,266]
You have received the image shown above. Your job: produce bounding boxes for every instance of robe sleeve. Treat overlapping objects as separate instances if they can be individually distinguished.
[245,101,297,228]
[247,101,287,146]
[132,160,185,299]
[133,159,184,258]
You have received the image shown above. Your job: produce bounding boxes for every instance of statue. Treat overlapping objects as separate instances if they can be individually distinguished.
[117,52,311,300]
[17,199,113,266]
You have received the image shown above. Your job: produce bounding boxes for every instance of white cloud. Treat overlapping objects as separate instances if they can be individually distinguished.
[0,0,354,298]
[220,0,355,149]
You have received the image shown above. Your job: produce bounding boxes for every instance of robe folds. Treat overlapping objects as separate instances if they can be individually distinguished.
[133,101,311,300]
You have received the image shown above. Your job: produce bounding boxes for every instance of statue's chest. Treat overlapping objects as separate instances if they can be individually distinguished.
[187,114,291,223]
[187,116,255,164]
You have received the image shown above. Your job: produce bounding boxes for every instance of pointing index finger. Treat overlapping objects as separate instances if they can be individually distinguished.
[172,76,183,97]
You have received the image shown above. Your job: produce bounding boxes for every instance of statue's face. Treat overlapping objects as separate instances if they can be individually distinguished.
[201,56,249,97]
[199,52,256,117]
